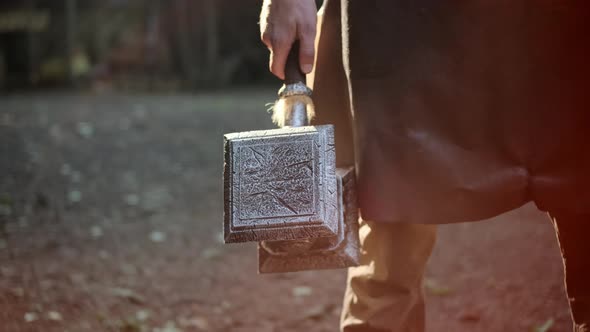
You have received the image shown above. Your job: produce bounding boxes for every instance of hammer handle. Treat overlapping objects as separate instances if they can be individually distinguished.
[284,41,306,85]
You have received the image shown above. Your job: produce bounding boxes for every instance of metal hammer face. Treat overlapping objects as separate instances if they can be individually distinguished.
[224,125,339,243]
[223,124,361,273]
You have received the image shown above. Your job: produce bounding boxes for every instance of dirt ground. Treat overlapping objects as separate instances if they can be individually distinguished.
[0,90,572,332]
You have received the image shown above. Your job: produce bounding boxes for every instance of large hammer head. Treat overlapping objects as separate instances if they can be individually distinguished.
[223,125,339,243]
[258,167,360,273]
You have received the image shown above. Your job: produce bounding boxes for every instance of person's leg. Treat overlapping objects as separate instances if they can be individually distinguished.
[549,212,590,332]
[341,219,437,332]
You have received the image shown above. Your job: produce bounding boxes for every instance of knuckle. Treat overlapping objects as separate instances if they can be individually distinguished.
[261,30,272,44]
[300,22,316,36]
[300,50,314,61]
[271,33,289,48]
[261,30,289,48]
[299,39,315,59]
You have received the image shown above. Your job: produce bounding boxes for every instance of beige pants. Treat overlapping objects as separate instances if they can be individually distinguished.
[340,215,590,332]
[341,220,437,332]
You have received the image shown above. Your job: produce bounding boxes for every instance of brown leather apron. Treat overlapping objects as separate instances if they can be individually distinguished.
[312,0,590,223]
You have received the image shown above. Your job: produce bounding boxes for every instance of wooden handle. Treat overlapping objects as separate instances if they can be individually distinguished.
[284,41,306,85]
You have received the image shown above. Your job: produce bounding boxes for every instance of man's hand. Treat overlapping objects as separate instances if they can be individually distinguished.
[260,0,317,80]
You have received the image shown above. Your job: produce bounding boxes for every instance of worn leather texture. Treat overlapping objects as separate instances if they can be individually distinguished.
[312,0,590,224]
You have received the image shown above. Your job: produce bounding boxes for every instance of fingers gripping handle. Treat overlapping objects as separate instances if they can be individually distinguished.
[274,41,314,128]
[284,41,306,85]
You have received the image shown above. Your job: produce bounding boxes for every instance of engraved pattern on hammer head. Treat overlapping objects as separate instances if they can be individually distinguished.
[239,140,315,220]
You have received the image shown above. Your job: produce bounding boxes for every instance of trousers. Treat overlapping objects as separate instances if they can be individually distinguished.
[340,214,590,332]
[340,221,436,332]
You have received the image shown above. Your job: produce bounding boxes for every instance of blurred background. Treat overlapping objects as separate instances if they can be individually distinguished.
[0,0,273,91]
[0,1,574,331]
